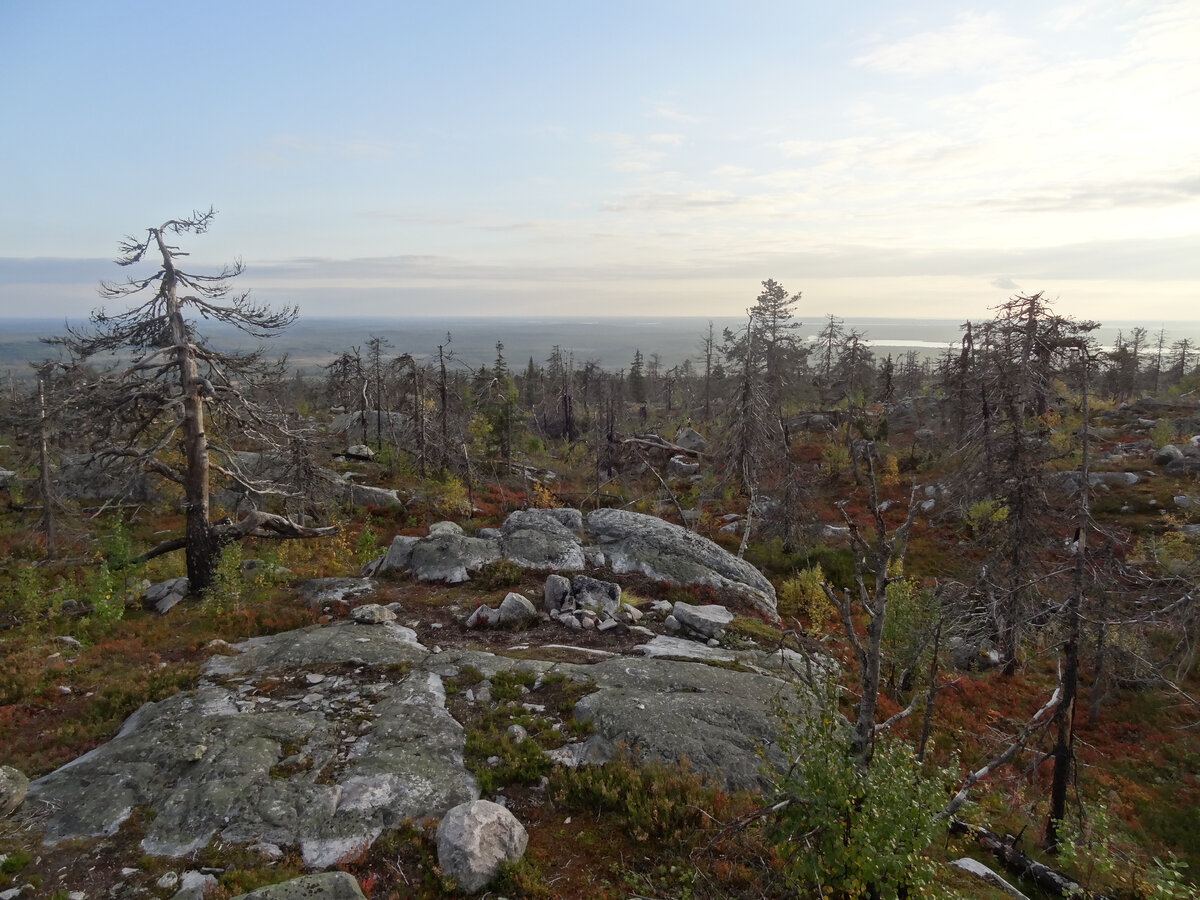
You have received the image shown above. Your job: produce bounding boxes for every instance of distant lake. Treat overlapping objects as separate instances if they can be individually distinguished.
[3,316,1199,376]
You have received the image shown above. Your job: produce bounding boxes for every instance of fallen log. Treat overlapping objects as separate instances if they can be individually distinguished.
[950,819,1109,899]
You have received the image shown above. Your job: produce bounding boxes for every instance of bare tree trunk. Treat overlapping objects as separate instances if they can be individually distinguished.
[38,376,55,560]
[158,231,216,591]
[1045,348,1090,851]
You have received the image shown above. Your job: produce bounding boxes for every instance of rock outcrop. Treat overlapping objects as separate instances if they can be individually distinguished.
[26,622,478,867]
[583,509,777,618]
[382,508,777,618]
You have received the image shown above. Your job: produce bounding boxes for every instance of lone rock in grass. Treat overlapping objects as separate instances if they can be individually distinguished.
[0,765,29,817]
[436,799,529,894]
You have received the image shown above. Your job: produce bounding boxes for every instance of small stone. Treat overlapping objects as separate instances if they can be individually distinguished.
[156,872,179,890]
[597,618,620,633]
[664,614,680,634]
[580,616,595,631]
[487,755,503,767]
[506,724,528,744]
[302,693,323,705]
[55,635,83,649]
[305,673,326,685]
[707,638,720,647]
[351,604,397,624]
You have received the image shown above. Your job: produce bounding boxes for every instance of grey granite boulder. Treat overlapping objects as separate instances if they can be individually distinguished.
[366,535,419,576]
[500,527,585,571]
[1154,444,1184,465]
[666,455,700,477]
[543,574,571,612]
[0,765,28,817]
[436,799,528,894]
[350,604,396,624]
[346,483,404,510]
[671,601,734,639]
[409,533,502,583]
[496,592,539,628]
[674,428,707,452]
[584,509,777,618]
[569,575,621,616]
[145,577,190,615]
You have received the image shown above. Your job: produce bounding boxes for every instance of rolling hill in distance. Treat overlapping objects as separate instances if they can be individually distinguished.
[2,316,1199,380]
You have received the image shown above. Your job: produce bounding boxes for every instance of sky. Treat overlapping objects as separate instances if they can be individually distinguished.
[0,0,1197,323]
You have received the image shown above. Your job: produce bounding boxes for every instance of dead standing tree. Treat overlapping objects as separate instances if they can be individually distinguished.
[51,210,335,590]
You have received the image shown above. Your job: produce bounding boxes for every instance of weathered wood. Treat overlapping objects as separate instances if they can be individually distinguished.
[950,820,1109,899]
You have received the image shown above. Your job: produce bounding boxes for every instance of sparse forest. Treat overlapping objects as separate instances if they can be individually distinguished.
[2,227,1200,899]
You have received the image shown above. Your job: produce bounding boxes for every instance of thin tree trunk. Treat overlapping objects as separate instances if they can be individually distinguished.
[158,230,215,591]
[1045,348,1089,851]
[38,376,55,560]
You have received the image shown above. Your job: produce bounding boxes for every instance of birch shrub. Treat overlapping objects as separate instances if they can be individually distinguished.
[767,692,955,898]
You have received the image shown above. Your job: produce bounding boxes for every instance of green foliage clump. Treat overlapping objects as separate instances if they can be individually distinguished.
[965,498,1009,540]
[355,516,382,566]
[766,694,954,898]
[475,558,524,590]
[778,564,830,627]
[1057,802,1200,899]
[553,748,719,844]
[203,541,244,617]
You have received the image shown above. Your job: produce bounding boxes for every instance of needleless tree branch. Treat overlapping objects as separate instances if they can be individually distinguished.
[49,210,335,590]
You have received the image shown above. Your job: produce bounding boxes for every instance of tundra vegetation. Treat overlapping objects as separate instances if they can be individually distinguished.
[1,224,1200,898]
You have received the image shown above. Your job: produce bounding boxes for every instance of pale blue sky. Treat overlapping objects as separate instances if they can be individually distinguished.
[1,1,1196,321]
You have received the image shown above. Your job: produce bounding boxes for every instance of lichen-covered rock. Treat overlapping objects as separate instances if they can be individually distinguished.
[569,575,621,616]
[409,534,501,583]
[671,601,734,638]
[299,578,376,608]
[569,655,810,792]
[351,604,396,624]
[367,535,419,576]
[674,428,707,452]
[231,872,367,899]
[436,800,528,894]
[584,509,777,618]
[543,574,571,612]
[500,509,579,538]
[500,528,585,571]
[496,592,539,628]
[26,625,475,867]
[0,765,28,817]
[1154,444,1184,465]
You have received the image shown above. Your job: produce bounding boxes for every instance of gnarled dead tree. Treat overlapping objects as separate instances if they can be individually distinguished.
[49,209,335,590]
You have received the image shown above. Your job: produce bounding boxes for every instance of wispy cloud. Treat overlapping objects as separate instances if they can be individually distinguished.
[854,12,1032,75]
[649,105,697,124]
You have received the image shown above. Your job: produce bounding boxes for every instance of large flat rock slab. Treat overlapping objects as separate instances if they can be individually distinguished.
[565,654,809,792]
[25,623,477,867]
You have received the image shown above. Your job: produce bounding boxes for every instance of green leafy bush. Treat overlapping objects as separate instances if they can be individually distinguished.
[766,692,954,898]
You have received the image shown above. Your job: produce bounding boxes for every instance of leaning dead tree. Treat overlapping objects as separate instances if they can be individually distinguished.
[49,209,335,590]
